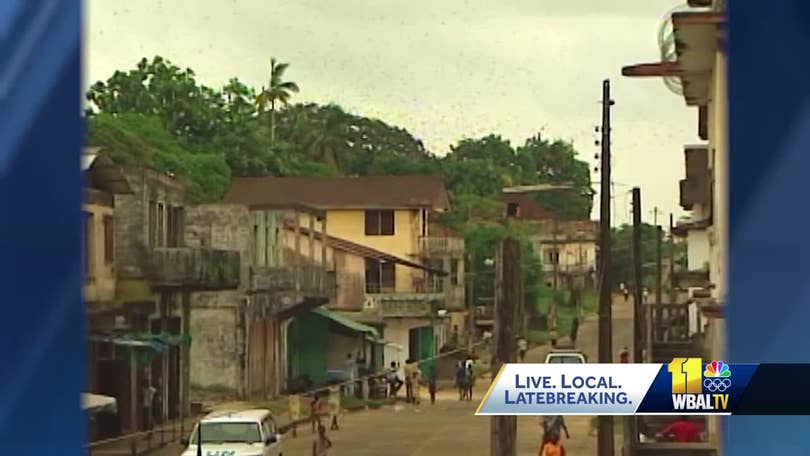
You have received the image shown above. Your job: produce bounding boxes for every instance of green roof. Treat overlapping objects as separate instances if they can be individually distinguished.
[312,308,380,339]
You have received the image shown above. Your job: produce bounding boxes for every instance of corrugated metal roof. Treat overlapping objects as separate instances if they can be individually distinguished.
[312,307,380,339]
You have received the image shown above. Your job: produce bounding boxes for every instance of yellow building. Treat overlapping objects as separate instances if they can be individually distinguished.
[223,176,462,367]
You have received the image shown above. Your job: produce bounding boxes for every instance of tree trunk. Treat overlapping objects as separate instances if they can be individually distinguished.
[270,100,276,149]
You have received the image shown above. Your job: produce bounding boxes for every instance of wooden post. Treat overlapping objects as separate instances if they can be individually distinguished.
[656,225,663,307]
[181,290,191,417]
[160,293,169,425]
[294,210,301,291]
[631,188,643,364]
[308,214,316,289]
[597,79,615,456]
[466,253,476,351]
[321,216,328,290]
[490,236,519,456]
[669,213,676,305]
[129,346,138,433]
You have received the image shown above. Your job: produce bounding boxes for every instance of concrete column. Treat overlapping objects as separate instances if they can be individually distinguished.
[308,214,315,288]
[294,211,301,291]
[181,290,191,415]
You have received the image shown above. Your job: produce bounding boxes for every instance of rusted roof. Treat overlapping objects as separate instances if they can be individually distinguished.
[82,148,133,194]
[224,176,450,210]
[499,193,555,220]
[672,218,711,237]
[621,61,679,78]
[284,222,448,276]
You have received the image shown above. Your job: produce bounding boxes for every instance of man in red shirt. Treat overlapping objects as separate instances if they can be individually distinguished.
[657,416,702,442]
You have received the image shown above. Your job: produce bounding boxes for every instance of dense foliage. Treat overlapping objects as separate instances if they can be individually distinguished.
[86,55,598,309]
[610,223,688,290]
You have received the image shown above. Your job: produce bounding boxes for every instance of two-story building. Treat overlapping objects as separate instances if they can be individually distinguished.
[82,148,133,441]
[222,176,458,377]
[622,1,726,454]
[86,152,241,437]
[500,191,598,290]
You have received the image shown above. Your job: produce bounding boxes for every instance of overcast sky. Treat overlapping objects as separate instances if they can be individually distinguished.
[86,0,696,225]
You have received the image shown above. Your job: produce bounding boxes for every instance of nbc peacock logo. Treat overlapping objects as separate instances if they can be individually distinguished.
[703,360,731,393]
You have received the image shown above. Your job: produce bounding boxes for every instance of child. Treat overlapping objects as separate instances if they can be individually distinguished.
[539,431,564,456]
[315,424,332,455]
[310,393,323,433]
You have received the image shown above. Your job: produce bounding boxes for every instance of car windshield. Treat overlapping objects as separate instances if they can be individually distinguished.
[548,355,584,363]
[189,421,262,444]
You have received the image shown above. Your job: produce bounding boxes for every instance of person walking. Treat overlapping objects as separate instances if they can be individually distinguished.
[428,370,437,405]
[344,353,357,397]
[619,346,630,363]
[412,363,423,406]
[465,362,474,401]
[517,336,528,362]
[455,361,467,400]
[541,415,570,447]
[310,393,323,433]
[539,430,565,456]
[314,424,332,455]
[403,359,415,404]
[569,317,580,345]
[141,380,156,431]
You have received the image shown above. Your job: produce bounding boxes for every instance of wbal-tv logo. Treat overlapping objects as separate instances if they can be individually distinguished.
[668,358,730,411]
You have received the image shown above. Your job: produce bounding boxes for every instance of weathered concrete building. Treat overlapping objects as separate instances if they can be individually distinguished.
[86,155,240,437]
[183,204,334,398]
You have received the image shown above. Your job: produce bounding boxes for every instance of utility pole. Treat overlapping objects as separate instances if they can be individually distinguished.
[467,252,476,351]
[552,217,559,290]
[597,79,614,456]
[656,225,663,307]
[631,188,643,364]
[669,214,676,304]
[491,236,519,456]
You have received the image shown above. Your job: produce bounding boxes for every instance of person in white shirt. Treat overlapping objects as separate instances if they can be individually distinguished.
[517,337,528,362]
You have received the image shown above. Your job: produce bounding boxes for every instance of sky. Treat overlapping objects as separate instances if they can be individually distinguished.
[86,0,697,226]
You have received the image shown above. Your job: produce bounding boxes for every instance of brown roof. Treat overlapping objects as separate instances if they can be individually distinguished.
[285,222,447,276]
[499,193,555,220]
[223,176,450,210]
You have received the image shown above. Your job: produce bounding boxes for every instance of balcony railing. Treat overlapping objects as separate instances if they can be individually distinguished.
[420,236,465,257]
[335,274,446,317]
[249,265,335,298]
[474,305,494,321]
[147,247,240,289]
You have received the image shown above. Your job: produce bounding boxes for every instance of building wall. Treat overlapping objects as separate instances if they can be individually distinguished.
[686,229,710,271]
[114,168,185,280]
[188,290,245,393]
[326,332,365,371]
[83,200,116,303]
[325,209,422,292]
[710,49,729,308]
[184,203,251,289]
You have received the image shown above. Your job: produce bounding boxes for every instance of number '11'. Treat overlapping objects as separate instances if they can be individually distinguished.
[668,358,702,394]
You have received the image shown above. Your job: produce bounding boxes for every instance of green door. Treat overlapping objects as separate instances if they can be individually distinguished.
[408,325,435,378]
[287,313,329,386]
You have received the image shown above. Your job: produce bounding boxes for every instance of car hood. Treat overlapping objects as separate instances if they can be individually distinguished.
[181,443,268,456]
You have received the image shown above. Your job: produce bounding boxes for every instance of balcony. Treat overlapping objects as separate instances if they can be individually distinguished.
[147,247,240,289]
[420,236,465,257]
[363,278,445,318]
[679,177,710,210]
[249,265,335,298]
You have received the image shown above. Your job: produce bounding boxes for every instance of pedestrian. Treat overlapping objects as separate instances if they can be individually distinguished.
[542,415,570,446]
[386,361,403,397]
[623,287,630,303]
[412,363,423,406]
[327,385,341,431]
[517,336,528,362]
[310,393,323,433]
[455,362,467,400]
[428,370,437,405]
[141,380,156,430]
[344,353,357,397]
[569,317,579,345]
[656,416,702,442]
[403,358,415,403]
[465,362,475,401]
[619,346,630,363]
[539,430,565,456]
[315,423,332,455]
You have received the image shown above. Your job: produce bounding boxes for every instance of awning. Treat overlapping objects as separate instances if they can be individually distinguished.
[312,308,380,339]
[82,393,117,414]
[88,333,190,352]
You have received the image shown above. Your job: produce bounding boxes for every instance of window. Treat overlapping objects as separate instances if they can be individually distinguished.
[82,212,93,279]
[156,203,165,247]
[365,259,395,292]
[546,249,560,265]
[166,205,175,247]
[253,225,260,265]
[451,260,460,286]
[148,201,157,246]
[190,422,262,444]
[264,226,270,265]
[103,215,114,264]
[364,210,394,236]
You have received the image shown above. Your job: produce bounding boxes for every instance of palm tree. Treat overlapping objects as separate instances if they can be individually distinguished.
[256,58,300,149]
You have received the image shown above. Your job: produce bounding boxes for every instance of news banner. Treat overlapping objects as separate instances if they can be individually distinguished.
[475,359,810,415]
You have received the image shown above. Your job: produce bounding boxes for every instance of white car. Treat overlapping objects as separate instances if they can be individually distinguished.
[181,409,284,456]
[544,346,587,364]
